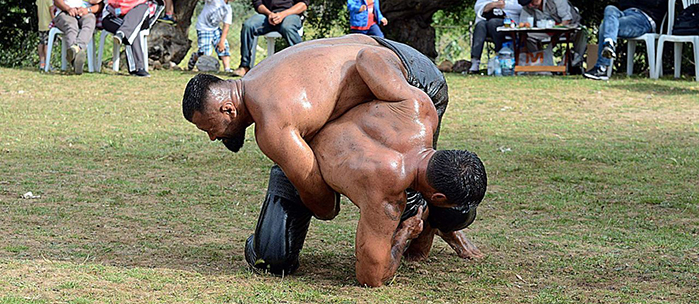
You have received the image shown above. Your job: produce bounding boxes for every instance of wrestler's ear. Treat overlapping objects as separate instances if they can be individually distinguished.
[430,193,449,206]
[221,102,237,118]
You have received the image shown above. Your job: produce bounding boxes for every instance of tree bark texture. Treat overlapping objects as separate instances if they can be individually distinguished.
[380,0,463,60]
[147,0,197,64]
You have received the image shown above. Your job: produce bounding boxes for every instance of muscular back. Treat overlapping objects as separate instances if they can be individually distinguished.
[310,91,439,209]
[242,35,406,139]
[239,35,418,220]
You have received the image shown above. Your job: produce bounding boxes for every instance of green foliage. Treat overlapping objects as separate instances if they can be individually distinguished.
[0,0,40,67]
[305,0,349,39]
[0,31,40,68]
[0,0,38,44]
[434,6,476,63]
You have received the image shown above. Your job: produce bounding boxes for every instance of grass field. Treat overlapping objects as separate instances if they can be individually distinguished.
[0,67,697,303]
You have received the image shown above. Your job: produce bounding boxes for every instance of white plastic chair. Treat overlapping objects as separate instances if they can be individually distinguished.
[44,27,96,73]
[607,14,667,78]
[96,29,150,72]
[249,27,303,68]
[95,2,162,72]
[654,0,699,81]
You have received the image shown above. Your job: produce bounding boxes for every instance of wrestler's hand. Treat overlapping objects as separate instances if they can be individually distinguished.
[400,206,424,239]
[217,40,226,53]
[380,18,388,26]
[359,5,367,12]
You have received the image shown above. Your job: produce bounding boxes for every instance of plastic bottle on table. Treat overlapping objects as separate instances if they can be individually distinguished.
[503,18,512,28]
[498,41,515,76]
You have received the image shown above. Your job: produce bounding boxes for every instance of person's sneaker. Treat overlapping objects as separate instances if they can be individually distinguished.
[583,66,609,81]
[187,53,199,70]
[224,68,233,73]
[130,68,151,77]
[114,31,125,44]
[66,45,79,65]
[467,59,480,74]
[158,14,175,24]
[73,47,86,75]
[601,41,616,60]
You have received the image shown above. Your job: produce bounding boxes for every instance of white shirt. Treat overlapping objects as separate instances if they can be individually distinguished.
[64,0,89,8]
[196,0,233,32]
[474,0,522,23]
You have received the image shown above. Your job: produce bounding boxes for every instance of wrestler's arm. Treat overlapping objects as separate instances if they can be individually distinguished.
[355,198,423,287]
[355,47,424,103]
[255,125,338,220]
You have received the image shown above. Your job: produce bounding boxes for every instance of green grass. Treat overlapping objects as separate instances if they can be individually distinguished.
[1,68,698,303]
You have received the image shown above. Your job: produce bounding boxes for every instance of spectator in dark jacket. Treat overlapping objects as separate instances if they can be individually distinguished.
[232,0,308,77]
[583,0,668,80]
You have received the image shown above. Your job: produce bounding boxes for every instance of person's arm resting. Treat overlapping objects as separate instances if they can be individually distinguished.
[280,1,308,18]
[253,0,272,15]
[554,0,573,23]
[53,0,72,13]
[255,126,338,220]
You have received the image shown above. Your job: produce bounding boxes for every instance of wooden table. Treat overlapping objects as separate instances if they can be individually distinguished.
[496,26,581,75]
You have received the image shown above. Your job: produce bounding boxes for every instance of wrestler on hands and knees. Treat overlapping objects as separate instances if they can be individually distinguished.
[309,87,487,286]
[182,34,450,276]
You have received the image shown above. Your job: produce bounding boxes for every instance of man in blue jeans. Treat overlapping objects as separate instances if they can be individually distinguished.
[231,0,308,77]
[583,0,667,80]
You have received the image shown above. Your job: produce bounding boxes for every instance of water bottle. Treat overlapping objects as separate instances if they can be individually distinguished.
[494,56,502,76]
[498,42,515,76]
[487,57,497,76]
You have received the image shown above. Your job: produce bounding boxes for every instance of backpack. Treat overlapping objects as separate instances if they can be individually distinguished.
[673,3,699,35]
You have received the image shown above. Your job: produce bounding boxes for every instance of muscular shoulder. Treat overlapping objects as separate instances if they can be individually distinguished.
[318,139,410,201]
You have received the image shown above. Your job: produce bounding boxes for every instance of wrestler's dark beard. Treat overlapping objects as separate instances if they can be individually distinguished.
[219,130,246,152]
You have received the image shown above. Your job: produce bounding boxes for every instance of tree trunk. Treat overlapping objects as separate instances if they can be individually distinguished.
[381,0,463,60]
[147,0,198,65]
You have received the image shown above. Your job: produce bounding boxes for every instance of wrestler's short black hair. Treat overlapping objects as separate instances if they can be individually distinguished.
[426,150,487,208]
[182,73,224,122]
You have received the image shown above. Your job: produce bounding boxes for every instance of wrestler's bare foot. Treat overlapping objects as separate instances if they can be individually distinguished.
[232,67,249,77]
[438,229,484,260]
[404,250,429,262]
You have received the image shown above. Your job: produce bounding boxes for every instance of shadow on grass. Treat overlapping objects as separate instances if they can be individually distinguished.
[610,82,698,96]
[296,250,357,285]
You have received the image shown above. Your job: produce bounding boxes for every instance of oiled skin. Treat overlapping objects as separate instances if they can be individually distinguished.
[310,93,437,287]
[310,89,482,287]
[192,35,416,221]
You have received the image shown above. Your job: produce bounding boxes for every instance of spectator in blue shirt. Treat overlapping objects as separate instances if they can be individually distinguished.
[348,0,387,37]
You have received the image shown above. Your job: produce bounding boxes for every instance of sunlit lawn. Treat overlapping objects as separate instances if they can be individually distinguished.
[0,67,697,303]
